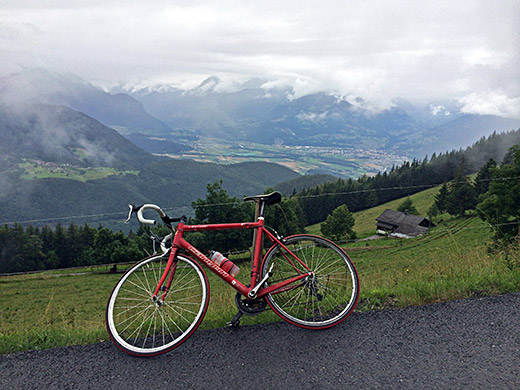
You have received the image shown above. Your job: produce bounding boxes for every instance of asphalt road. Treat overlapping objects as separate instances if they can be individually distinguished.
[1,292,519,389]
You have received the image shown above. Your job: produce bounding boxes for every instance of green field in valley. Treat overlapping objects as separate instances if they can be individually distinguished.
[19,161,139,182]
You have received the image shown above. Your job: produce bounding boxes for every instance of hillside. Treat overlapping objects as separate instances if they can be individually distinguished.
[0,69,171,133]
[0,159,299,225]
[305,182,439,237]
[2,186,519,354]
[294,128,520,226]
[0,101,301,225]
[0,104,156,170]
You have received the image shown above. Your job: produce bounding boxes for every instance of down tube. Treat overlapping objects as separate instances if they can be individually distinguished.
[181,240,250,297]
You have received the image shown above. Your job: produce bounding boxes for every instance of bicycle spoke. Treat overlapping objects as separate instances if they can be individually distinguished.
[118,304,153,335]
[106,255,208,356]
[124,277,153,297]
[120,287,151,300]
[263,235,359,328]
[114,299,149,319]
[142,309,156,348]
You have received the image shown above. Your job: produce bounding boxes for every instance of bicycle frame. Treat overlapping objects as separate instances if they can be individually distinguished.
[152,218,312,302]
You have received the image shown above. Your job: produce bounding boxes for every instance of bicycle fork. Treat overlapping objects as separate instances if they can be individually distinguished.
[152,250,179,306]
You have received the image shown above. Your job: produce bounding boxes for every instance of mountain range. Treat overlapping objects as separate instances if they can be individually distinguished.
[2,69,519,161]
[0,100,299,224]
[125,76,520,157]
[1,68,519,226]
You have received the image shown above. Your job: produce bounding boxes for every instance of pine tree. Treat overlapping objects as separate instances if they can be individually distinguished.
[397,198,419,215]
[434,183,449,213]
[477,144,520,243]
[474,158,496,195]
[445,166,478,217]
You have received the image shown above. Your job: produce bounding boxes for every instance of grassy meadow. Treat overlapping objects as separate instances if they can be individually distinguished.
[19,161,138,182]
[1,186,519,354]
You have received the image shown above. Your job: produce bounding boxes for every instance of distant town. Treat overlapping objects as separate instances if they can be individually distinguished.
[162,138,409,178]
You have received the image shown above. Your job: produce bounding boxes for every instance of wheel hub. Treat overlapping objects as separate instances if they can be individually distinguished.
[305,274,323,301]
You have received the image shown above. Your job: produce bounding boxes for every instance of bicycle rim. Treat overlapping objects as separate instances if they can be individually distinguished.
[106,254,209,356]
[262,235,359,329]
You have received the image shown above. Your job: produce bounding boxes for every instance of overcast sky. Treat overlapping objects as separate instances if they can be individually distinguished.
[1,0,519,117]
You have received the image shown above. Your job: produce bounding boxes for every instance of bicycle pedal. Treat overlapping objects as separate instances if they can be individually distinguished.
[227,311,242,327]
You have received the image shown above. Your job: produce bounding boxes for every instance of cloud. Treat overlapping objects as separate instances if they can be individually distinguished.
[296,111,329,123]
[1,0,519,114]
[458,92,520,119]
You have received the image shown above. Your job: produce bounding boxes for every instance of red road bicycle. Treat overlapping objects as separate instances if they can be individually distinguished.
[106,192,359,357]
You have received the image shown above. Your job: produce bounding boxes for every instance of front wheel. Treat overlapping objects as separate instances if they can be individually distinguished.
[261,235,359,329]
[106,254,209,357]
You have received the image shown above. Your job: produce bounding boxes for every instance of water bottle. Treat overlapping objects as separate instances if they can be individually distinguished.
[208,251,240,277]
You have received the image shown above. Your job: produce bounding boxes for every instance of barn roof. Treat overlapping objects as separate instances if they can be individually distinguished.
[376,209,434,237]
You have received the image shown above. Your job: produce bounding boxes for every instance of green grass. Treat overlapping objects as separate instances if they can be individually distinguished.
[306,185,441,237]
[352,216,519,310]
[19,162,138,182]
[1,185,519,354]
[0,264,280,354]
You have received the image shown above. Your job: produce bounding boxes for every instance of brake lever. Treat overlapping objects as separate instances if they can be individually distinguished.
[125,204,133,223]
[125,204,143,223]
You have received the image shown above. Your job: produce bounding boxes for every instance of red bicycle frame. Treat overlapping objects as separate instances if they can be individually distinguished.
[151,218,312,301]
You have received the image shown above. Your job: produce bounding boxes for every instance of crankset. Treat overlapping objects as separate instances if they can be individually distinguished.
[227,291,268,327]
[235,291,267,315]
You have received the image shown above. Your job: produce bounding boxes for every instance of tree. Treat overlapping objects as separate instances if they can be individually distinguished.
[477,144,520,244]
[320,204,356,242]
[191,180,253,253]
[445,170,478,217]
[265,197,306,237]
[433,183,449,214]
[474,158,496,195]
[427,203,439,222]
[397,198,419,215]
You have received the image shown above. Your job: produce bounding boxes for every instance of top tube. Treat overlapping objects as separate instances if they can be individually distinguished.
[178,219,263,233]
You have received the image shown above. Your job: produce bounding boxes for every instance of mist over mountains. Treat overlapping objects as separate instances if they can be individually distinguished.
[0,104,155,170]
[1,69,519,163]
[0,69,171,134]
[124,75,520,157]
[0,68,519,227]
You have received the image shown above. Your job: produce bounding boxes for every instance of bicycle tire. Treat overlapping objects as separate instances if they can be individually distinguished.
[261,234,359,329]
[106,254,209,357]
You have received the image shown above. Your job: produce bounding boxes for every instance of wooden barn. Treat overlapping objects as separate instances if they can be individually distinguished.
[376,209,434,238]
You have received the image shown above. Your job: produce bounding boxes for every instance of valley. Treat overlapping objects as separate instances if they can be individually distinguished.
[1,69,519,228]
[157,138,408,177]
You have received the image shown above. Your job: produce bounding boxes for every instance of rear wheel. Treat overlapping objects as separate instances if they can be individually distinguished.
[261,235,359,329]
[106,254,209,356]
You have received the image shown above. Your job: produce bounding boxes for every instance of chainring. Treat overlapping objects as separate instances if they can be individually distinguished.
[235,291,267,315]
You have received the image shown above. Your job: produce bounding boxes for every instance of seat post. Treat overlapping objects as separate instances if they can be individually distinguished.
[251,200,265,265]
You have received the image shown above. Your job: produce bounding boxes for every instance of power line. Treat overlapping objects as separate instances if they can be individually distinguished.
[1,175,519,226]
